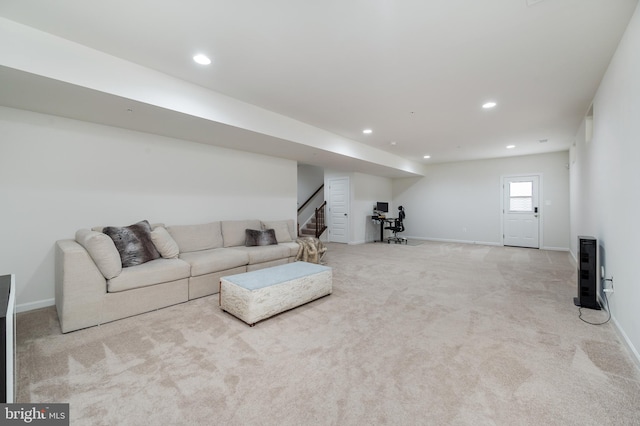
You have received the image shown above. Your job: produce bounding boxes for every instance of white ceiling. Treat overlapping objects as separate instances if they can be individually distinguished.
[0,0,638,171]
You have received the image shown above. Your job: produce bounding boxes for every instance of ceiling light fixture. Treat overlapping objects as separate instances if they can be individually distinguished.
[506,145,516,149]
[423,155,431,159]
[193,54,211,65]
[390,141,397,146]
[363,129,372,134]
[482,102,497,109]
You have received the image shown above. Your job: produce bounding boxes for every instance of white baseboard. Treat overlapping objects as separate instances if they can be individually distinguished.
[406,236,568,251]
[542,246,570,251]
[594,296,639,370]
[16,298,55,313]
[569,249,577,263]
[611,313,640,369]
[407,236,501,247]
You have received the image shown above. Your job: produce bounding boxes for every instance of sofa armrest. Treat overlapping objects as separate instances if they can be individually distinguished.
[55,239,107,333]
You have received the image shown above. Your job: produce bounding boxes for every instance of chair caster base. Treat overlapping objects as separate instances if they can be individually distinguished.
[386,237,408,244]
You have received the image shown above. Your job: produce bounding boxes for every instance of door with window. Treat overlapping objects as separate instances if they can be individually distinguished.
[328,177,349,243]
[503,175,540,248]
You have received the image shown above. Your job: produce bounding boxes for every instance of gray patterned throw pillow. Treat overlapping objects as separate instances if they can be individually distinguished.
[103,220,161,268]
[245,229,278,247]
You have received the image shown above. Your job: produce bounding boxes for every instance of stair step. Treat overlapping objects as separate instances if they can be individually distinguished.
[298,217,324,237]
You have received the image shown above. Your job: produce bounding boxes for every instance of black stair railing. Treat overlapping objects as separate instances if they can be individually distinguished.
[297,184,327,238]
[297,184,324,214]
[315,201,327,238]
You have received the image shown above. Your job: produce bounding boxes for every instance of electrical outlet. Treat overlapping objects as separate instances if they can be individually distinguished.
[603,275,614,293]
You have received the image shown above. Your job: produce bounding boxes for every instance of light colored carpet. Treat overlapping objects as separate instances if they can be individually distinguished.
[17,242,640,425]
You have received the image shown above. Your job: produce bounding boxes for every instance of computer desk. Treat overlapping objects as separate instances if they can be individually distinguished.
[372,215,396,242]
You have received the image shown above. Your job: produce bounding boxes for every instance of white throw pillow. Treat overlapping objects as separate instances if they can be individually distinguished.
[75,229,122,279]
[151,227,180,259]
[262,220,293,243]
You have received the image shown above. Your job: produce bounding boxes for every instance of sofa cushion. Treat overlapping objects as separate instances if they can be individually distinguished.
[229,245,291,265]
[75,229,122,279]
[245,229,278,246]
[103,220,160,268]
[179,248,249,276]
[107,258,190,293]
[151,227,180,259]
[280,241,300,257]
[167,222,223,253]
[222,220,261,247]
[261,220,295,243]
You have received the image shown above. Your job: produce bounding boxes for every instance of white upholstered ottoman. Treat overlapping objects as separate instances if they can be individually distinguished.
[219,261,332,326]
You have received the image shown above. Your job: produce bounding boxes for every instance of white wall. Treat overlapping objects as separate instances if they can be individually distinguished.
[324,152,569,248]
[392,152,570,249]
[297,164,324,229]
[297,164,324,208]
[0,107,297,311]
[352,173,393,244]
[570,3,640,363]
[324,170,393,244]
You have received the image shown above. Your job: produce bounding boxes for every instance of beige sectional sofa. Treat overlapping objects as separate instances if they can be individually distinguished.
[55,219,299,333]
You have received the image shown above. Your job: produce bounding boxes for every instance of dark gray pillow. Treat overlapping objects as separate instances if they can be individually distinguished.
[245,229,278,247]
[103,220,160,268]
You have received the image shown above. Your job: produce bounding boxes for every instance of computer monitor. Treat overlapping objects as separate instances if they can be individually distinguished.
[376,202,389,213]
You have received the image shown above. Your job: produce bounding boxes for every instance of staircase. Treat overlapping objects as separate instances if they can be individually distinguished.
[299,217,319,237]
[297,184,327,238]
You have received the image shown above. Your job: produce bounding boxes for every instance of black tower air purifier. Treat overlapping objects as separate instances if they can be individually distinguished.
[574,236,600,310]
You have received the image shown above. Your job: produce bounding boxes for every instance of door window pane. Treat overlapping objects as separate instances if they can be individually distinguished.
[510,198,533,211]
[510,182,532,197]
[509,181,533,212]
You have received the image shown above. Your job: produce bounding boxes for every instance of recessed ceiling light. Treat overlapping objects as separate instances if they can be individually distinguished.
[423,155,431,159]
[482,102,497,109]
[506,145,516,149]
[193,54,211,65]
[390,141,397,146]
[363,129,372,134]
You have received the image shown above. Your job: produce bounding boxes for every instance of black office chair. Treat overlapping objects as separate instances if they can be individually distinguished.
[385,206,407,244]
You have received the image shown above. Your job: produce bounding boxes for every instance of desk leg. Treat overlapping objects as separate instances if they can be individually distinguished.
[379,221,384,243]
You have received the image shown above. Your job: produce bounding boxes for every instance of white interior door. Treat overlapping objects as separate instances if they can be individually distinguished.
[503,175,540,248]
[328,177,349,243]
